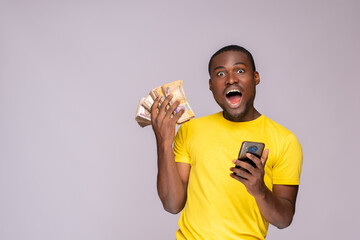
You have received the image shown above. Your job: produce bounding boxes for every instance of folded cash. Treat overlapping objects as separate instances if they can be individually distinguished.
[161,80,195,124]
[141,94,154,111]
[149,86,166,104]
[135,98,152,128]
[135,80,195,127]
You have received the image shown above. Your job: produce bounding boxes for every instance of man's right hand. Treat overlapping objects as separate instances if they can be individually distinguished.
[151,93,184,145]
[151,93,189,214]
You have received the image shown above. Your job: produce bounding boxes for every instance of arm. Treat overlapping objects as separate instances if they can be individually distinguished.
[254,184,298,229]
[230,149,299,229]
[151,94,190,214]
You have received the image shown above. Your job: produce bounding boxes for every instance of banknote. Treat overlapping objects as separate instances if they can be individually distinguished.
[149,85,170,112]
[135,80,195,127]
[149,86,166,103]
[161,80,195,124]
[141,94,154,111]
[135,98,151,128]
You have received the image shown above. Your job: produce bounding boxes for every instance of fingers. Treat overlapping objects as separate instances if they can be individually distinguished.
[231,154,265,180]
[230,165,251,180]
[150,96,161,121]
[261,149,269,166]
[158,94,185,122]
[232,159,254,177]
[171,106,185,124]
[152,94,177,117]
[232,159,255,172]
[230,172,248,183]
[165,98,181,119]
[151,94,173,123]
[246,151,268,169]
[159,94,173,117]
[151,93,185,127]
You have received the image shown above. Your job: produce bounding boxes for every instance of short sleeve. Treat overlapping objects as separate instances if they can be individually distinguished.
[173,122,192,165]
[272,133,303,185]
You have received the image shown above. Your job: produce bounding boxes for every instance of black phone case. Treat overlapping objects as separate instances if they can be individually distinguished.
[236,141,265,170]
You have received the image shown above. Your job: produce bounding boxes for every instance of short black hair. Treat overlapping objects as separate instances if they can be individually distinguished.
[208,45,256,76]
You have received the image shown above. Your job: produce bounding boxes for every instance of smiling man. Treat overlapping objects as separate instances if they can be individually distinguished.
[151,45,303,240]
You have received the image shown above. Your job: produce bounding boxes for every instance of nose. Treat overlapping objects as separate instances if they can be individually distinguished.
[225,72,239,85]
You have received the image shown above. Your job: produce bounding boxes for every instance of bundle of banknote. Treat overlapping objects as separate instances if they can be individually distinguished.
[135,80,195,127]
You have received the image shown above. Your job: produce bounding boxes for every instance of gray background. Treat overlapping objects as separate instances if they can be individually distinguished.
[1,0,359,239]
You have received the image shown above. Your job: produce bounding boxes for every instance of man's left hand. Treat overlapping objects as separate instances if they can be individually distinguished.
[230,149,270,198]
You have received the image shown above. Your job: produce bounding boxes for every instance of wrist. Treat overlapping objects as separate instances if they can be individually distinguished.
[253,184,270,200]
[156,135,173,144]
[156,139,173,151]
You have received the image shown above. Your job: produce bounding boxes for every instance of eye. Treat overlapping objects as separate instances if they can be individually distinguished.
[217,71,225,77]
[236,69,245,74]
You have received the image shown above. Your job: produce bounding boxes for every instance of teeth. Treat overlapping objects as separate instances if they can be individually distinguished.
[226,89,241,94]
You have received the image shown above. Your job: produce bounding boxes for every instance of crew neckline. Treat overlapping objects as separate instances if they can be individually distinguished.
[217,111,264,126]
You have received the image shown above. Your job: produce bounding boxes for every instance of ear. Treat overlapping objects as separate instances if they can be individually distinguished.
[254,71,260,85]
[209,78,213,91]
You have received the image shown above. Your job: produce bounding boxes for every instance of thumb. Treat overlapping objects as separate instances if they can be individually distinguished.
[261,149,269,166]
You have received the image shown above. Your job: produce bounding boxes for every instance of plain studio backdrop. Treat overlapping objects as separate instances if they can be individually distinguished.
[1,0,359,239]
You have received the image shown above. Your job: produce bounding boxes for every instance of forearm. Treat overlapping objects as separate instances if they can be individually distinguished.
[254,186,296,229]
[150,94,187,214]
[156,142,187,214]
[231,151,298,229]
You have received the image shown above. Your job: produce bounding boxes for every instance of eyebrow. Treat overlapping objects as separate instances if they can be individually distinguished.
[212,62,247,73]
[213,66,225,72]
[234,62,247,66]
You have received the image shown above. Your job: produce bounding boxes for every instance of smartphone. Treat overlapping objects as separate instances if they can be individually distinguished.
[236,141,265,171]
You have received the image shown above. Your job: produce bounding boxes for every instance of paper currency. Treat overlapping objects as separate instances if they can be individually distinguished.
[135,98,151,128]
[135,80,195,127]
[161,80,195,124]
[141,94,154,111]
[149,86,166,103]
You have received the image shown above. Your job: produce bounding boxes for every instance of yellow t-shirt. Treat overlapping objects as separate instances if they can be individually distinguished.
[173,112,303,240]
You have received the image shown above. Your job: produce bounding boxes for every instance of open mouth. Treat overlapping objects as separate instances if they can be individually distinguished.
[226,89,242,105]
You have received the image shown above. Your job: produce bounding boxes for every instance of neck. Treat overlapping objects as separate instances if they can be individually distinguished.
[223,108,261,122]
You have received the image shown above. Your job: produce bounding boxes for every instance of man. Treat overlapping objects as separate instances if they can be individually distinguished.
[151,45,303,239]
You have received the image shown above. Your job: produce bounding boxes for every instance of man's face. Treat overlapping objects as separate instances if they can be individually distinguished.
[209,50,260,122]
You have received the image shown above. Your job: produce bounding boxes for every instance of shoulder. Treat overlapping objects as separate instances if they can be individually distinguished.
[261,115,294,137]
[181,112,221,129]
[261,116,302,155]
[176,112,222,140]
[260,115,302,152]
